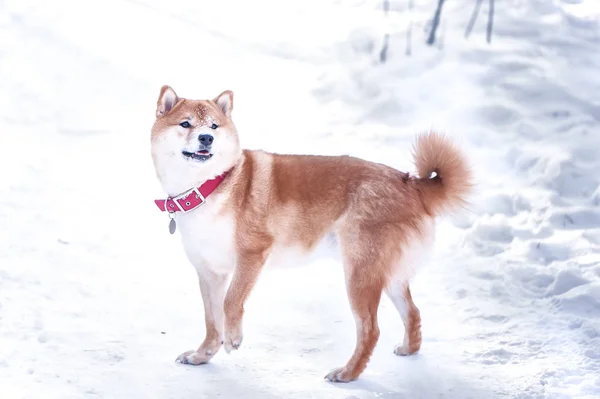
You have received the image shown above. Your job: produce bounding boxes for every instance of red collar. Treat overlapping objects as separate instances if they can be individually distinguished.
[154,172,228,213]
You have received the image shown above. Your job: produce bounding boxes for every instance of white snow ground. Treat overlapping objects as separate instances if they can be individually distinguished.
[0,0,599,398]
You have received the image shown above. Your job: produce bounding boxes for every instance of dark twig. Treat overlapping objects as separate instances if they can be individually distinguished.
[426,0,445,46]
[379,0,390,63]
[487,0,495,43]
[380,34,390,63]
[464,0,484,39]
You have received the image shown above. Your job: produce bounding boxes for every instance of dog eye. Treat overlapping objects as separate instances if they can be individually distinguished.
[210,123,219,129]
[179,121,191,128]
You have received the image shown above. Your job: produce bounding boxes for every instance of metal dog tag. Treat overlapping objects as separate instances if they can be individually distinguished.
[168,214,177,234]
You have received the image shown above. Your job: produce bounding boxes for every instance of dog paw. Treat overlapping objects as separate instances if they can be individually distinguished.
[223,333,243,353]
[176,341,222,365]
[176,349,212,365]
[223,319,243,353]
[393,343,418,356]
[176,339,223,365]
[324,367,354,383]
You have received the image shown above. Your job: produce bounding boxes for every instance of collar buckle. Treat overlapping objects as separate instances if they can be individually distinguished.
[167,187,206,213]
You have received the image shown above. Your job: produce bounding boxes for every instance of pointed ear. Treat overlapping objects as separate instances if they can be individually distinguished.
[156,85,180,118]
[213,90,233,117]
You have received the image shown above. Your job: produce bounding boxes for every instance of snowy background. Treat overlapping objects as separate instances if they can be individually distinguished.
[1,0,599,398]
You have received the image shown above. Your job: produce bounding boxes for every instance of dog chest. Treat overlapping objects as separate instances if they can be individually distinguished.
[177,208,237,275]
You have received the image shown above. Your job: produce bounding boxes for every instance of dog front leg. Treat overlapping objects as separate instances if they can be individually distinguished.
[176,267,229,365]
[222,247,271,353]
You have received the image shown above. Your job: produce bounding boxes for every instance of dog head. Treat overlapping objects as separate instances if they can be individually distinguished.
[151,86,241,195]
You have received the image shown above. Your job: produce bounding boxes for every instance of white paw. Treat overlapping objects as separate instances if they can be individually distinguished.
[223,334,243,353]
[324,367,352,383]
[175,349,212,365]
[393,343,417,356]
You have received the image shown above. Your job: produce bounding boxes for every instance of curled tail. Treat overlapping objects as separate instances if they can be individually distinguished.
[412,132,473,216]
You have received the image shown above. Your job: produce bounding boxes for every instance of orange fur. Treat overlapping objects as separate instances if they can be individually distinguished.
[413,132,473,216]
[150,86,473,382]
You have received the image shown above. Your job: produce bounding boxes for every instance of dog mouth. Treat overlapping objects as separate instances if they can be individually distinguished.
[182,150,213,161]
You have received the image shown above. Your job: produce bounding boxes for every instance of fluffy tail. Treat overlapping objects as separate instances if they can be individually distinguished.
[412,132,473,216]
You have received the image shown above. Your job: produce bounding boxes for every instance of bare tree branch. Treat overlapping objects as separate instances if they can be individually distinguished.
[380,33,390,63]
[464,0,484,39]
[379,0,391,63]
[426,0,445,46]
[487,0,495,43]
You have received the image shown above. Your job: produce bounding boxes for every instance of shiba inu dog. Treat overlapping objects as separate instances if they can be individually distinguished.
[150,85,472,382]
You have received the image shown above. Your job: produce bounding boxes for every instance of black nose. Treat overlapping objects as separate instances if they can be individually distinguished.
[198,134,214,146]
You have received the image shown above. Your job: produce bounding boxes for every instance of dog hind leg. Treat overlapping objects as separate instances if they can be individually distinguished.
[325,227,390,383]
[385,281,422,356]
